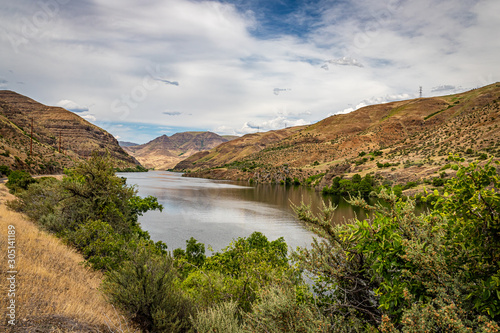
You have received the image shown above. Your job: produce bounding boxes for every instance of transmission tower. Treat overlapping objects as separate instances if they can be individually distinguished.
[419,86,423,98]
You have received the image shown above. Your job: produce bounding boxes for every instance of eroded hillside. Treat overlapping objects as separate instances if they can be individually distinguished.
[0,90,137,173]
[175,83,500,188]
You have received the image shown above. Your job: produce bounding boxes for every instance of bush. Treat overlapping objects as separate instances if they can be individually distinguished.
[242,285,330,332]
[6,170,36,193]
[6,177,62,223]
[191,301,241,333]
[432,177,445,187]
[292,159,500,331]
[180,232,298,312]
[102,248,195,332]
[0,164,11,176]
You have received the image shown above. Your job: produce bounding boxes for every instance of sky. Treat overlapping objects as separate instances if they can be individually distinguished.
[0,0,499,144]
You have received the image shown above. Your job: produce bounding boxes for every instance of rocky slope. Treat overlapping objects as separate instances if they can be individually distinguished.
[175,83,500,188]
[0,90,137,174]
[124,131,231,170]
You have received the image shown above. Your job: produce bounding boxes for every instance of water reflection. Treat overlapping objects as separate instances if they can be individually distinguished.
[118,171,389,253]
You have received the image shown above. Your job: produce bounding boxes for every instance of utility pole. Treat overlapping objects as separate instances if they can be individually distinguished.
[30,117,33,155]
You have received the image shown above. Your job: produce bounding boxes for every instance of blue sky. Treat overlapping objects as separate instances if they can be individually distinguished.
[1,0,499,144]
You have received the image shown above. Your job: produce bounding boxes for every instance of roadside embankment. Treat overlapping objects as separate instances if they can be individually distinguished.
[0,183,136,332]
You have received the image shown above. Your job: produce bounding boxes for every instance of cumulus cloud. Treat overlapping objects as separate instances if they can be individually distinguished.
[81,114,97,122]
[331,93,414,116]
[239,116,309,134]
[56,100,89,113]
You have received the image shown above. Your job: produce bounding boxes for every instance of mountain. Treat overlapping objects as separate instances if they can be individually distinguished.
[124,131,230,170]
[175,83,500,188]
[0,90,137,174]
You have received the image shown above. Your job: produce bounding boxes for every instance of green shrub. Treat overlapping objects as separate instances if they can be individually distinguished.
[242,285,330,332]
[432,177,445,187]
[102,248,194,332]
[191,301,241,333]
[292,159,500,330]
[6,177,62,223]
[6,170,36,193]
[0,164,11,176]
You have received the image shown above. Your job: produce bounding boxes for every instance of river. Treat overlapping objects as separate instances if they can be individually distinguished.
[118,171,382,253]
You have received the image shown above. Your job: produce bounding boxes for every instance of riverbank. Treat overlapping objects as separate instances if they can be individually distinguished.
[0,183,136,332]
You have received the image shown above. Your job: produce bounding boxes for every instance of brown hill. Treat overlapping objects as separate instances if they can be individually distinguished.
[176,83,500,187]
[124,131,230,170]
[0,90,137,174]
[174,126,306,170]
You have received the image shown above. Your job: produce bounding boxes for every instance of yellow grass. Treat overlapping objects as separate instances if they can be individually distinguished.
[0,184,137,332]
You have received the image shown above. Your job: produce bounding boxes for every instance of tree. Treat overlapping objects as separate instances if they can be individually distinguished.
[60,152,162,235]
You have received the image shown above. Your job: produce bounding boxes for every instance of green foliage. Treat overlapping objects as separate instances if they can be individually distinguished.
[68,220,130,271]
[304,173,324,186]
[191,301,241,333]
[6,177,62,222]
[175,237,206,270]
[434,159,500,319]
[377,161,399,168]
[6,170,36,193]
[102,247,194,332]
[0,164,11,176]
[293,159,500,331]
[322,174,375,197]
[242,285,330,332]
[179,232,298,312]
[432,177,445,186]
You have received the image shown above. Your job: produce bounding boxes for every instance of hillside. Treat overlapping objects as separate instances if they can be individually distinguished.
[175,83,500,188]
[0,183,135,332]
[0,90,137,174]
[124,131,231,169]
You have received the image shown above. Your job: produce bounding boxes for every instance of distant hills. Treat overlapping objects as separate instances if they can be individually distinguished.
[123,131,232,170]
[118,141,139,148]
[174,83,500,188]
[0,90,137,174]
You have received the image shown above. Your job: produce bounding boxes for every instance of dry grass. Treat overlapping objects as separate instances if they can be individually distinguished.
[0,184,138,332]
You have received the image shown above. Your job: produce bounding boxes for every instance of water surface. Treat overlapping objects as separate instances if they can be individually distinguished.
[118,171,376,253]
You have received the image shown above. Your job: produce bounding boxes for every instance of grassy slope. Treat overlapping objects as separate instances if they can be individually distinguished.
[0,184,137,332]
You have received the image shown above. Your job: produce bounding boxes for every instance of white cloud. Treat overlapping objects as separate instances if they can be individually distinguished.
[238,116,309,134]
[56,99,89,112]
[330,93,415,116]
[81,114,97,122]
[0,0,499,142]
[325,56,364,68]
